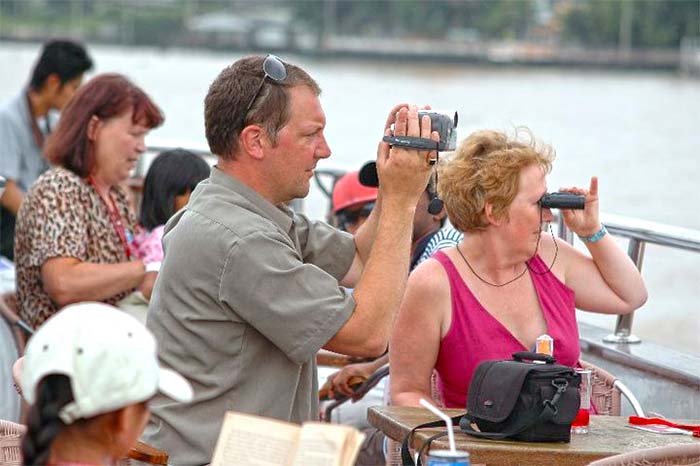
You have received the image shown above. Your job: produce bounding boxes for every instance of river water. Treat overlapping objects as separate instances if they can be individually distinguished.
[1,42,699,354]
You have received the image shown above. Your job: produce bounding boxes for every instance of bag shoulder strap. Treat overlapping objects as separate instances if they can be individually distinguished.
[401,414,462,466]
[461,402,553,440]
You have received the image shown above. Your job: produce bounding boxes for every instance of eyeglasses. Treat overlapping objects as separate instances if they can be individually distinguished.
[336,202,375,231]
[243,54,287,122]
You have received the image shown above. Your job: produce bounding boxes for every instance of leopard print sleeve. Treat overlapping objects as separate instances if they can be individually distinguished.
[18,168,89,267]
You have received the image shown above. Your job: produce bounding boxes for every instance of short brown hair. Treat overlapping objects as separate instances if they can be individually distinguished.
[45,73,163,178]
[204,55,321,160]
[439,128,555,232]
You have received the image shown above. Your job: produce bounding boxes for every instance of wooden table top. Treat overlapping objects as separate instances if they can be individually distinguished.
[368,406,700,466]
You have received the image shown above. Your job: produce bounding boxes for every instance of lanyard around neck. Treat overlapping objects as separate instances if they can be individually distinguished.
[87,176,132,260]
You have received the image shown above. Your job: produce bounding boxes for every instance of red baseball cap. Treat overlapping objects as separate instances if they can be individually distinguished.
[332,171,378,213]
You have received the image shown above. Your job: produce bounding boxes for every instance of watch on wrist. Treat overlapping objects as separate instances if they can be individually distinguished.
[579,225,607,243]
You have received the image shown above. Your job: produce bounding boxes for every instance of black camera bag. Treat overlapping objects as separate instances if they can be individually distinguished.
[400,352,580,466]
[459,351,581,442]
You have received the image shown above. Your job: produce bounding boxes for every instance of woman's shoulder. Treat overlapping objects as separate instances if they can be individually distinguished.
[30,167,85,194]
[408,254,451,295]
[22,168,88,215]
[537,232,574,263]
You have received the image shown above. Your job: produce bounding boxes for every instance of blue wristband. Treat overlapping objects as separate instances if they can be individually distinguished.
[579,225,607,243]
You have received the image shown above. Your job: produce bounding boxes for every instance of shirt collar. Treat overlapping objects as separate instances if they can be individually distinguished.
[209,166,294,233]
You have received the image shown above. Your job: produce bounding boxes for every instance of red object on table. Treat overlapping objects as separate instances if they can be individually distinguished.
[572,409,590,428]
[628,416,700,437]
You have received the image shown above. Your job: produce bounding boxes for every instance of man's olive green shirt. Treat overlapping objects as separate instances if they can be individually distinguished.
[143,167,356,465]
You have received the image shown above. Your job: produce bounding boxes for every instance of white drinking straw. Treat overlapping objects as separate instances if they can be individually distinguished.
[419,398,457,453]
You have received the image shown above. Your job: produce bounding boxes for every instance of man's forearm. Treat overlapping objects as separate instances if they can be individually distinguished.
[352,192,382,265]
[346,199,416,351]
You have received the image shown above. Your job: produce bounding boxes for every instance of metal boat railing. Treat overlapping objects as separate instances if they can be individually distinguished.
[310,166,700,346]
[557,213,700,344]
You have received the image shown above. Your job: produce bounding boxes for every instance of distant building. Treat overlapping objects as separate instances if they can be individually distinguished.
[185,8,295,51]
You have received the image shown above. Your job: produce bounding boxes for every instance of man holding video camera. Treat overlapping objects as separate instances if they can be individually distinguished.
[142,54,439,464]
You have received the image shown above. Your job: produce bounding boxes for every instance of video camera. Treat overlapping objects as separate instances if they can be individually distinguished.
[383,110,458,152]
[539,192,585,210]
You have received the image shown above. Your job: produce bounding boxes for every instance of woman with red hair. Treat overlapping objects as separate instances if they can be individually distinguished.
[14,73,164,329]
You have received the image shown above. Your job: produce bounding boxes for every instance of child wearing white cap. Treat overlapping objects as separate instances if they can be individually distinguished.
[20,302,193,465]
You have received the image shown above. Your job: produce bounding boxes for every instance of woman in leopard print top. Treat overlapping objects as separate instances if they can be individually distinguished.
[14,74,164,329]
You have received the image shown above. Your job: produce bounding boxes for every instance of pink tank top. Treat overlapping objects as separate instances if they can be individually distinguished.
[432,250,580,408]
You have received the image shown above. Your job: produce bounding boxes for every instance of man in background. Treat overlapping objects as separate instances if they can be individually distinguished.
[410,174,463,268]
[321,170,463,407]
[0,39,93,259]
[331,170,378,234]
[321,169,463,465]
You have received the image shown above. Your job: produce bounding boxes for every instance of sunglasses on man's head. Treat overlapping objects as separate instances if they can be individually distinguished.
[244,54,287,118]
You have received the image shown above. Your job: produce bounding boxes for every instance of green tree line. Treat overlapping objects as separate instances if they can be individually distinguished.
[292,0,699,48]
[1,0,698,49]
[561,0,699,48]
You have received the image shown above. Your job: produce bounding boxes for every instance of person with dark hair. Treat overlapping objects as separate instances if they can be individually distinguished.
[13,73,164,330]
[143,54,437,464]
[20,302,192,466]
[139,149,211,234]
[319,171,463,466]
[409,174,463,270]
[130,149,210,300]
[322,172,463,402]
[0,39,93,260]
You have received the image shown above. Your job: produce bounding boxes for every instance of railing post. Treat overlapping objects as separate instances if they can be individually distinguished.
[603,238,646,344]
[557,216,575,244]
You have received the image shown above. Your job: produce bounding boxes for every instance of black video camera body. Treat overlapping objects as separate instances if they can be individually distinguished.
[384,110,458,152]
[539,192,585,210]
[418,110,458,152]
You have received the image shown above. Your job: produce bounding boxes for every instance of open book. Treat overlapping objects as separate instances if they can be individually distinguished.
[210,411,366,466]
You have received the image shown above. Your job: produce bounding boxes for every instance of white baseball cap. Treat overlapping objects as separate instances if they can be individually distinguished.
[22,302,193,424]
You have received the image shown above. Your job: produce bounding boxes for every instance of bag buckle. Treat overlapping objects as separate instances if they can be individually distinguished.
[551,379,569,392]
[542,379,569,415]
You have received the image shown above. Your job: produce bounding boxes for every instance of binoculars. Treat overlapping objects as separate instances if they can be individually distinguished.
[539,192,585,210]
